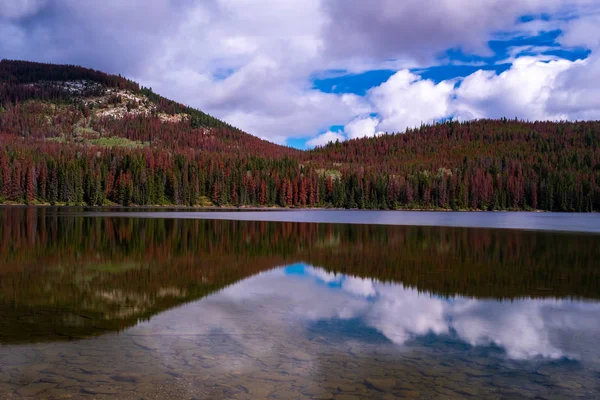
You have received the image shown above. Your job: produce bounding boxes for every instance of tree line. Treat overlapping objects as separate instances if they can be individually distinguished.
[1,133,598,211]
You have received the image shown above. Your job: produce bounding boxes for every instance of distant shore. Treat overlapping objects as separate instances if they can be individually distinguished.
[0,202,571,213]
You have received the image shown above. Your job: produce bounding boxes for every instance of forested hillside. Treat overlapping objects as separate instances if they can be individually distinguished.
[1,60,599,211]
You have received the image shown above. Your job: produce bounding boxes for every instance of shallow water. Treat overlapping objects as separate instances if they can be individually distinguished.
[1,207,599,399]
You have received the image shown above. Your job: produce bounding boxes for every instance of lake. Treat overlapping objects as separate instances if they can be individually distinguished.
[1,207,599,399]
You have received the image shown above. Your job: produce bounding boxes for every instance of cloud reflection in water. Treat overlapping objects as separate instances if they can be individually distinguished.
[132,264,600,364]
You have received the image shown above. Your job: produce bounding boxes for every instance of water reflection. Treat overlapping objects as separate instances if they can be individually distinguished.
[1,207,600,398]
[1,207,600,343]
[2,264,600,399]
[156,265,600,363]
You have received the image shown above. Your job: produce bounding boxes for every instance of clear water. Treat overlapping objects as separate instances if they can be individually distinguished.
[0,207,599,399]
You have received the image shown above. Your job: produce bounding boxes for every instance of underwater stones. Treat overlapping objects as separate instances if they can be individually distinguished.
[535,364,557,376]
[324,376,362,392]
[394,380,417,391]
[80,384,122,395]
[258,356,280,368]
[556,380,583,390]
[365,377,397,392]
[134,382,155,393]
[289,351,312,362]
[172,338,199,352]
[249,371,297,382]
[394,389,421,398]
[335,394,364,400]
[132,338,160,351]
[241,381,274,397]
[17,382,57,397]
[109,373,141,383]
[299,384,330,398]
[40,387,75,399]
[455,384,479,396]
[444,372,467,383]
[462,366,491,378]
[0,383,12,394]
[433,385,460,397]
[35,374,65,384]
[138,372,175,384]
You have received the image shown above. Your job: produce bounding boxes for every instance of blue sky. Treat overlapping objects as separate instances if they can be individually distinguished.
[1,1,599,148]
[310,30,574,97]
[301,29,592,149]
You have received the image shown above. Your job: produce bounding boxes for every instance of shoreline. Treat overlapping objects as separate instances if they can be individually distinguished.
[2,205,599,234]
[0,203,556,212]
[0,203,592,213]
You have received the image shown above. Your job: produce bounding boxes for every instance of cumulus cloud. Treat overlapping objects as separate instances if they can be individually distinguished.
[454,57,577,121]
[320,0,596,65]
[344,116,381,139]
[547,56,600,120]
[312,71,455,142]
[336,55,592,138]
[130,0,370,141]
[368,70,455,132]
[560,18,600,50]
[0,0,195,75]
[306,130,345,148]
[545,16,600,120]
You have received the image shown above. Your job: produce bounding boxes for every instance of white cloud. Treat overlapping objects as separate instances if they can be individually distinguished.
[305,266,342,283]
[321,0,597,65]
[135,0,374,142]
[547,56,600,120]
[454,57,577,121]
[367,70,455,133]
[368,284,449,345]
[344,116,381,140]
[342,276,377,297]
[451,300,570,360]
[306,130,345,148]
[545,15,600,120]
[560,16,600,50]
[0,0,46,19]
[334,55,591,138]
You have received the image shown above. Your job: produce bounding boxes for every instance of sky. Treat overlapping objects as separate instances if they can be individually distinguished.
[1,0,599,149]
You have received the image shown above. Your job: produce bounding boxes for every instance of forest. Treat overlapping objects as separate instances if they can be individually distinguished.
[1,59,599,211]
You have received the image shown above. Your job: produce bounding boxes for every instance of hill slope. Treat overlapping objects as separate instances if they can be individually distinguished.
[0,60,599,211]
[0,59,298,157]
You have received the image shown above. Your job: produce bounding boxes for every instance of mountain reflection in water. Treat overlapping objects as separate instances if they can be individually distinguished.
[0,207,599,398]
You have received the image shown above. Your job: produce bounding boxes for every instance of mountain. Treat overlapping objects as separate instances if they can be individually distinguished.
[0,59,298,157]
[0,59,599,211]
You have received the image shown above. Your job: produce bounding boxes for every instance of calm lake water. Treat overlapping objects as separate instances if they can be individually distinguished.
[1,207,599,399]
